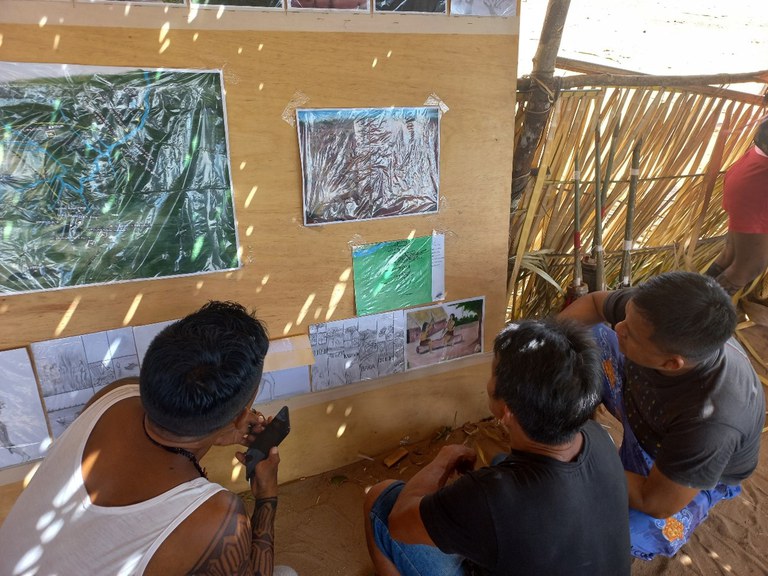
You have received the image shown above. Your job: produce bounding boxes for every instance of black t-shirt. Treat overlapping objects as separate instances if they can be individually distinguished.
[604,288,765,488]
[420,421,631,575]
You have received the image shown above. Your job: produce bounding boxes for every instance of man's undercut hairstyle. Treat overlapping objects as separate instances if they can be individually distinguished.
[493,318,602,445]
[141,301,269,438]
[631,271,736,361]
[754,118,768,154]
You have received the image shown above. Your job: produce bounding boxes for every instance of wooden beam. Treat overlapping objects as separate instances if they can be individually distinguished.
[516,58,767,106]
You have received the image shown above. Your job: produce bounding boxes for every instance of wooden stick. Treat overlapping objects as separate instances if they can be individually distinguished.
[593,124,605,291]
[619,138,642,287]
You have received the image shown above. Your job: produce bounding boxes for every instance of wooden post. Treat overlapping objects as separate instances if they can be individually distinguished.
[510,0,571,211]
[509,0,571,285]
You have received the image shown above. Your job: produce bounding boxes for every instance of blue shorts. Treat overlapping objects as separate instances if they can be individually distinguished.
[369,481,466,576]
[592,324,741,561]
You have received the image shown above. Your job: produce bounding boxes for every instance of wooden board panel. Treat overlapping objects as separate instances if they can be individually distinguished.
[0,17,517,497]
[0,24,516,348]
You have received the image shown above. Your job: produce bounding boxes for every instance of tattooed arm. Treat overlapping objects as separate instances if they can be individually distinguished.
[182,494,277,576]
[184,496,277,576]
[251,497,277,575]
[147,448,281,576]
[247,447,280,575]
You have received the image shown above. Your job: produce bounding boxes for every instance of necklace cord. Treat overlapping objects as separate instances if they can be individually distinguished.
[142,418,207,479]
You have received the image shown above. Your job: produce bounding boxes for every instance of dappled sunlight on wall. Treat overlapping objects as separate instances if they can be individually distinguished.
[54,297,81,337]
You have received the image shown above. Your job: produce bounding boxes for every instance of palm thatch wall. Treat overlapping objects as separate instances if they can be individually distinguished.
[508,68,767,320]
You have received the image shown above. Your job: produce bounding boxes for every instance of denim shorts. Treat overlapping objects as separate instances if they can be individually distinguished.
[369,481,466,576]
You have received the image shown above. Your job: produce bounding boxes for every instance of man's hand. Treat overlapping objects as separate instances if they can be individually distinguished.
[389,444,478,545]
[236,445,280,500]
[434,444,477,480]
[213,409,267,447]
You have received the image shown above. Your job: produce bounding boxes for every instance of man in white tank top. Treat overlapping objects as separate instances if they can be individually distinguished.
[0,301,296,576]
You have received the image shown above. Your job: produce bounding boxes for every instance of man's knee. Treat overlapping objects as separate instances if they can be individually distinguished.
[364,479,400,517]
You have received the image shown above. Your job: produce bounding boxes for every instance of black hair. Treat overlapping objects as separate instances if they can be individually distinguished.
[140,301,269,438]
[492,318,601,445]
[631,271,736,361]
[754,118,768,154]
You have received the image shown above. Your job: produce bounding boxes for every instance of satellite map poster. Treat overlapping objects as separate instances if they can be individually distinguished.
[297,107,440,226]
[0,62,239,295]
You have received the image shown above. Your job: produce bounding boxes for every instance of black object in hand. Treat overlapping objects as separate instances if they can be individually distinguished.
[245,405,290,482]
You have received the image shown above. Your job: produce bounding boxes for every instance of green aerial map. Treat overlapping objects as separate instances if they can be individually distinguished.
[0,64,238,294]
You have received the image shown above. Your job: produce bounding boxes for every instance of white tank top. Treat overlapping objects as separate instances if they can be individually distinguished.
[0,384,226,576]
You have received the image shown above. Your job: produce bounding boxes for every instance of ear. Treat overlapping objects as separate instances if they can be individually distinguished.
[499,404,515,428]
[660,355,686,372]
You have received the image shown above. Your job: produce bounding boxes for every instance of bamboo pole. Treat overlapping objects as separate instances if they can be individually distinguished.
[619,138,642,288]
[685,103,733,270]
[510,0,572,210]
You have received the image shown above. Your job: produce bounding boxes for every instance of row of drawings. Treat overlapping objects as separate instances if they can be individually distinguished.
[0,295,483,471]
[310,296,484,390]
[78,0,516,17]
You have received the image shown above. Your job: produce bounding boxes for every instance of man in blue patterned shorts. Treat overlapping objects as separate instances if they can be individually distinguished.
[560,271,765,560]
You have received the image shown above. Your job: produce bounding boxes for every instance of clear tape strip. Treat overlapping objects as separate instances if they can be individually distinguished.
[282,90,311,126]
[424,92,449,114]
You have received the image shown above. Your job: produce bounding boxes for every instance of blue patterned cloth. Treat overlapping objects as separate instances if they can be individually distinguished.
[592,324,740,560]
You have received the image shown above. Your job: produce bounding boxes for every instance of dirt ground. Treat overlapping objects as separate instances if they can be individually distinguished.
[266,318,768,575]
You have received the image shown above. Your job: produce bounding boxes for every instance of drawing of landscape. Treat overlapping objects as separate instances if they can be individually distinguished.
[0,62,239,294]
[309,311,405,391]
[405,297,484,370]
[0,348,52,469]
[31,327,141,437]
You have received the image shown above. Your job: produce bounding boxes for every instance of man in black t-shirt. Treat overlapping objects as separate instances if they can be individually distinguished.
[363,319,631,576]
[560,271,765,560]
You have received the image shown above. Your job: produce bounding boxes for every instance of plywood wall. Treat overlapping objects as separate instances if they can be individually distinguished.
[0,5,518,503]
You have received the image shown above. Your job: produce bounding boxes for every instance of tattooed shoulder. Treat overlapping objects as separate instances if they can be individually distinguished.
[187,494,252,576]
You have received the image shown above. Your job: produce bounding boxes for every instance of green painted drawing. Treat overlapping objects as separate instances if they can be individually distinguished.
[352,235,434,316]
[0,63,238,294]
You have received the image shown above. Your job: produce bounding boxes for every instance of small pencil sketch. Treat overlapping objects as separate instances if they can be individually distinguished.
[47,405,86,440]
[0,400,32,463]
[32,337,93,398]
[0,348,52,469]
[31,328,142,437]
[358,317,379,381]
[89,362,117,389]
[113,355,141,380]
[310,310,405,391]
